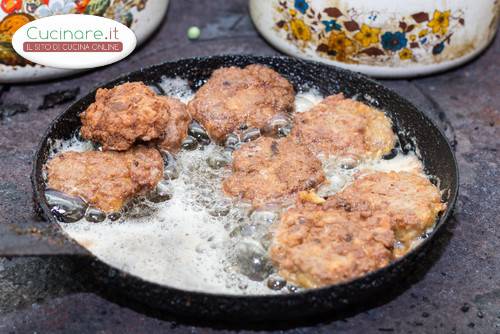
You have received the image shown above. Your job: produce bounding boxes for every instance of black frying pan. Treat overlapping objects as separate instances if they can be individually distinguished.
[31,55,459,322]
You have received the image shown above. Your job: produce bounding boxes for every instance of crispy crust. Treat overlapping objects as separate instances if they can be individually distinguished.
[270,170,445,288]
[270,203,394,288]
[330,171,446,256]
[291,94,396,160]
[223,137,325,206]
[157,96,191,152]
[188,65,295,142]
[46,146,163,212]
[81,82,190,151]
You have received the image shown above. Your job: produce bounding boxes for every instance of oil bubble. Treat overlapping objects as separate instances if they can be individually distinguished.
[160,150,180,180]
[188,121,210,145]
[262,114,292,138]
[147,180,173,203]
[249,208,279,225]
[107,211,122,221]
[224,133,239,150]
[207,150,231,169]
[181,135,198,150]
[45,189,87,223]
[234,239,273,281]
[85,206,106,223]
[267,275,287,290]
[242,128,261,142]
[124,199,156,219]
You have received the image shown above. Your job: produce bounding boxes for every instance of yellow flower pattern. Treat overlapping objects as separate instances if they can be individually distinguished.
[354,24,381,47]
[328,31,353,53]
[399,48,413,60]
[427,10,451,35]
[290,18,311,41]
[418,29,429,38]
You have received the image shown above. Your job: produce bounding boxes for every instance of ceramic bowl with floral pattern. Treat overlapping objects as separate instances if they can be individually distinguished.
[250,0,499,77]
[0,0,169,83]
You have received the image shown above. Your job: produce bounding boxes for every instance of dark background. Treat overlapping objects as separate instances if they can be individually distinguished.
[0,0,499,332]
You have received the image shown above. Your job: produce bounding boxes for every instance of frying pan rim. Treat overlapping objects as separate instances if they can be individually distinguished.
[31,54,459,300]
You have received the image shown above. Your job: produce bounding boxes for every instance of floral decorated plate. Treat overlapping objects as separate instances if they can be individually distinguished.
[0,0,169,83]
[250,0,499,78]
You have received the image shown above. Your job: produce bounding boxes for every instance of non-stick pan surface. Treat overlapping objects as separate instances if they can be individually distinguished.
[32,55,458,321]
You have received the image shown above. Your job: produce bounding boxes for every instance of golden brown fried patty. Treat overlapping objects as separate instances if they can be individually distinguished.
[81,82,190,151]
[270,202,394,288]
[188,65,295,142]
[223,137,325,206]
[157,96,191,152]
[46,146,163,212]
[291,94,395,160]
[331,171,445,256]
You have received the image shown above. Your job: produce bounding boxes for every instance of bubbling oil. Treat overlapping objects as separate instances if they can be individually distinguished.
[48,77,432,295]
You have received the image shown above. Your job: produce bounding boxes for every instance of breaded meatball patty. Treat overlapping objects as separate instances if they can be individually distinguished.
[46,146,163,212]
[81,82,190,151]
[157,96,191,152]
[270,202,394,288]
[291,94,396,160]
[331,171,445,256]
[223,137,325,206]
[188,65,295,142]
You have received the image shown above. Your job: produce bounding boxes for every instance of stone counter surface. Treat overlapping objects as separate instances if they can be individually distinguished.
[0,0,498,333]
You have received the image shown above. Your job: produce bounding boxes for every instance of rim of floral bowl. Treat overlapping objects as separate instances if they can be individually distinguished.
[249,1,498,78]
[255,30,497,78]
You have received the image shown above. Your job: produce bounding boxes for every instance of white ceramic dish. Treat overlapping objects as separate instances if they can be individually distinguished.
[250,0,500,78]
[0,0,169,83]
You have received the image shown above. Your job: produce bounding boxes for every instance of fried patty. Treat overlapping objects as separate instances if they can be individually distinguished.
[81,82,190,151]
[46,146,163,212]
[157,96,191,152]
[188,65,295,142]
[223,137,325,206]
[330,171,445,256]
[270,202,394,288]
[291,94,395,160]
